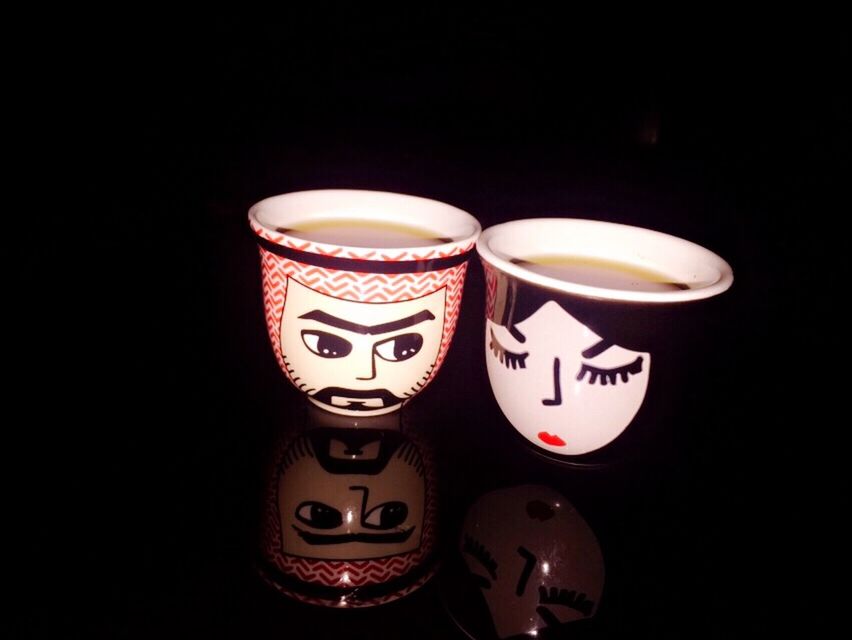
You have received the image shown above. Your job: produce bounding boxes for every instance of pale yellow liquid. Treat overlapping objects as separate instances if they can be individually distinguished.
[513,255,690,292]
[279,219,449,248]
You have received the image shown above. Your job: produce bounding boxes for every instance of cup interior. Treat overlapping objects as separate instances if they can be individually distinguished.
[477,218,733,303]
[249,189,481,252]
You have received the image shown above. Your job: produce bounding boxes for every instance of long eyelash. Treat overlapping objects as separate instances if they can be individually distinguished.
[576,355,643,385]
[538,586,595,617]
[462,534,498,579]
[489,329,529,370]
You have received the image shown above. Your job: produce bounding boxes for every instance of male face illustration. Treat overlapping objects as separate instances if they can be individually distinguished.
[461,485,604,639]
[280,279,446,415]
[486,301,650,456]
[278,429,426,561]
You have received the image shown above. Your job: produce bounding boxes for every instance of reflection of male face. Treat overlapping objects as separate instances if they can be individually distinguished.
[280,279,446,415]
[486,301,650,456]
[278,430,426,561]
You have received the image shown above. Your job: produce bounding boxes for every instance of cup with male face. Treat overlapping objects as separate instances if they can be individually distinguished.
[477,219,734,464]
[249,190,481,416]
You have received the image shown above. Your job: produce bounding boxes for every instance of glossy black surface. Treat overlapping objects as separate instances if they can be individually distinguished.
[18,15,838,638]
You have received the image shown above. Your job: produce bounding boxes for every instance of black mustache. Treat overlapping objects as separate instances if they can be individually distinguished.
[292,525,415,545]
[311,387,405,408]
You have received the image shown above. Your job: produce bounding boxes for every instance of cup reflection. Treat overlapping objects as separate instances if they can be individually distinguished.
[257,404,438,607]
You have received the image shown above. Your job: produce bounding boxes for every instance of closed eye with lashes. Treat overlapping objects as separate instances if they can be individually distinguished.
[462,533,498,583]
[576,355,643,385]
[538,585,595,617]
[489,329,528,370]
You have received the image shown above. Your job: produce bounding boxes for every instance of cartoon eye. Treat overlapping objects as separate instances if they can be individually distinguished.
[576,355,643,385]
[295,501,343,529]
[462,534,498,581]
[301,330,352,358]
[374,333,423,362]
[362,501,408,529]
[489,328,528,369]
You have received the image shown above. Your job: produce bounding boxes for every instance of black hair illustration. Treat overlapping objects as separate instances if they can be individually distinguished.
[484,262,713,354]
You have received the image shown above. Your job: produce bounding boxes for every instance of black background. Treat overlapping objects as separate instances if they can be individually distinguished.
[16,10,844,638]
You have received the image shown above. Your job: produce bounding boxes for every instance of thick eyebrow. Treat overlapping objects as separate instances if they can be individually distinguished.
[582,338,614,359]
[508,325,526,343]
[298,309,436,335]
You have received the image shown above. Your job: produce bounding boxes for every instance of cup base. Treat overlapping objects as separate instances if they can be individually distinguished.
[306,396,403,417]
[502,420,631,470]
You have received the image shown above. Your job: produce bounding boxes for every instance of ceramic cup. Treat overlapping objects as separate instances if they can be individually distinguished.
[249,189,481,416]
[477,219,734,463]
[256,406,438,607]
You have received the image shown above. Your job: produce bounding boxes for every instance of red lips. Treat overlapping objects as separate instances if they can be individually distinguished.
[537,431,566,447]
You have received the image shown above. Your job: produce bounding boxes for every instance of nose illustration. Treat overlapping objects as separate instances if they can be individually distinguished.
[355,348,378,380]
[542,357,562,406]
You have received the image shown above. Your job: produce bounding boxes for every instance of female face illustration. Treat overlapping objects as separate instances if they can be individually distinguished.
[486,301,650,456]
[280,279,446,416]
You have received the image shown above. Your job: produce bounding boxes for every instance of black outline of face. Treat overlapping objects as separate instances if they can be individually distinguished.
[279,279,447,413]
[486,301,650,455]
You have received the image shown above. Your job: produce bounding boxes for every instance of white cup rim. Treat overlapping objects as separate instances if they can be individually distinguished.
[477,218,734,303]
[248,189,481,258]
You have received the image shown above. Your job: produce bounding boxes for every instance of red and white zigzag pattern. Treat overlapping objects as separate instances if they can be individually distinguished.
[259,247,468,392]
[483,262,499,321]
[253,226,474,261]
[258,566,436,608]
[273,555,419,588]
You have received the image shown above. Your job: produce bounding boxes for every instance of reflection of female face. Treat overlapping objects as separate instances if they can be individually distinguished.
[486,301,650,455]
[461,486,604,638]
[280,279,446,415]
